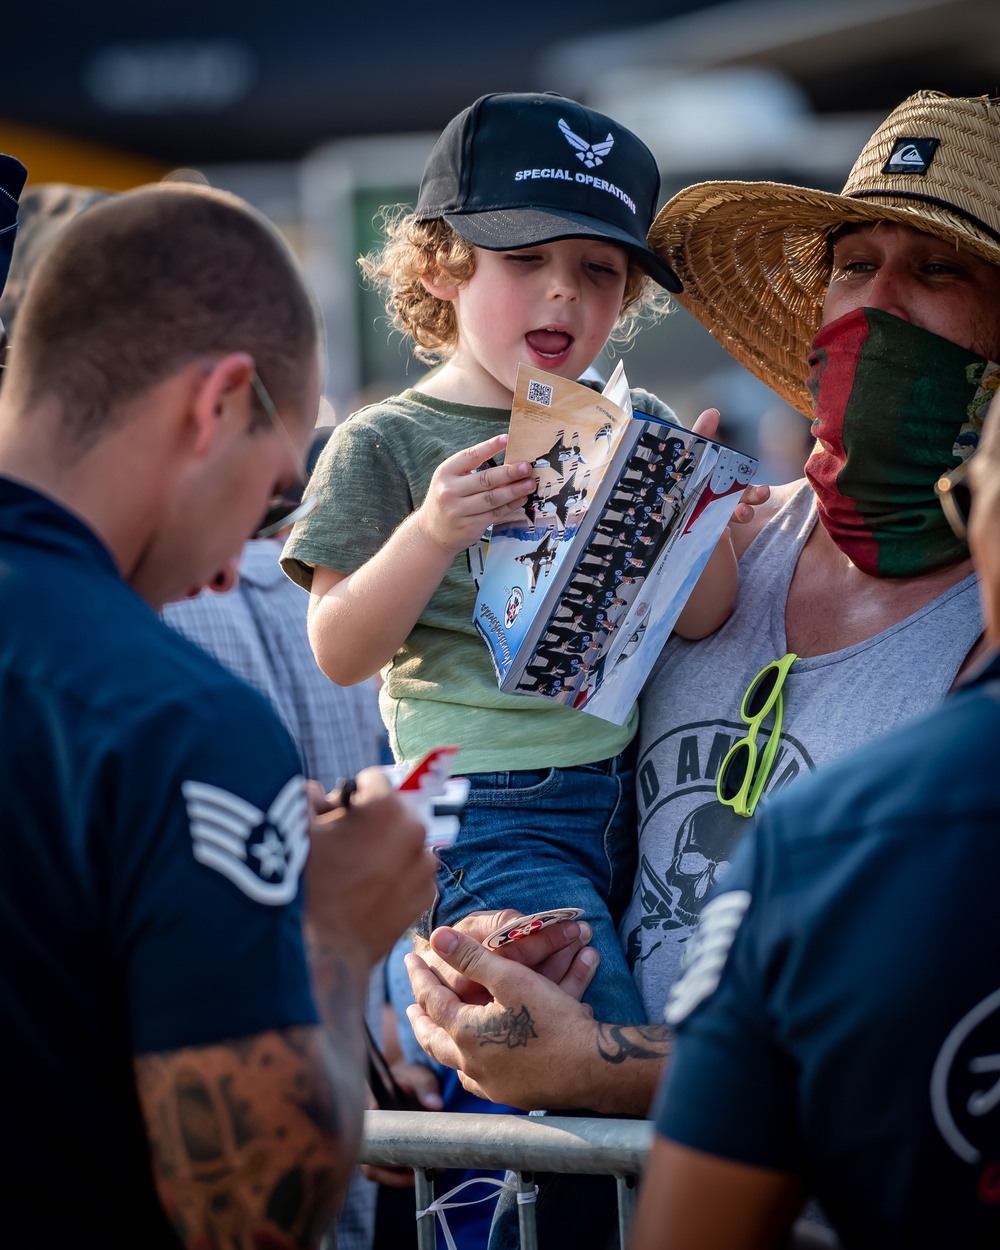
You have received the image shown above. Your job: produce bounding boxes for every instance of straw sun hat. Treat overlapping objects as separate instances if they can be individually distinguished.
[647,91,1000,416]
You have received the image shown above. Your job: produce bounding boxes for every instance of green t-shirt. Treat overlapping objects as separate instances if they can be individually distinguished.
[282,386,673,772]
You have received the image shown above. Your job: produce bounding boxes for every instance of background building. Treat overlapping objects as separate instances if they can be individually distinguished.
[4,0,997,475]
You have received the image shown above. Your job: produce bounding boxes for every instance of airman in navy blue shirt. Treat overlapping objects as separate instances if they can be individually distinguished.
[0,183,435,1249]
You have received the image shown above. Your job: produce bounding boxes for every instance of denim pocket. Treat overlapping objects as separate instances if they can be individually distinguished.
[464,768,559,807]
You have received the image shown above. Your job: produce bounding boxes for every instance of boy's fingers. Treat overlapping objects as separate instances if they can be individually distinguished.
[473,473,535,505]
[730,482,771,524]
[448,484,536,530]
[691,407,721,438]
[442,433,509,475]
[458,463,533,499]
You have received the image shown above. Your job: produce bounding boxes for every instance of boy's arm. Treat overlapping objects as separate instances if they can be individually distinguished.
[307,434,534,685]
[672,407,770,642]
[308,512,456,685]
[672,530,739,640]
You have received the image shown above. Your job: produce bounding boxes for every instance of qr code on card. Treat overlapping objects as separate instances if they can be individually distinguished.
[526,380,554,407]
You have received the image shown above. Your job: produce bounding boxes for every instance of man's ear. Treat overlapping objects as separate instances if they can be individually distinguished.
[188,352,256,458]
[419,268,460,302]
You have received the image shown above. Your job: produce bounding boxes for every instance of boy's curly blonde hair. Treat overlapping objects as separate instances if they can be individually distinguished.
[359,210,671,363]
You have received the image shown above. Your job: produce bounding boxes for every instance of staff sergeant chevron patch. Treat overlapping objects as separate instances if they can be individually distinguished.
[182,775,309,905]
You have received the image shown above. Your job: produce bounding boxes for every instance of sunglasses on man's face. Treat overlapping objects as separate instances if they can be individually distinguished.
[935,458,972,542]
[249,371,320,540]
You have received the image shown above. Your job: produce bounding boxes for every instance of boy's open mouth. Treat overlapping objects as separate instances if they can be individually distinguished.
[525,328,573,358]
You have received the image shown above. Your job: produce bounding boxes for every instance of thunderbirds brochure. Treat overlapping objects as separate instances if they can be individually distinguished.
[473,363,758,724]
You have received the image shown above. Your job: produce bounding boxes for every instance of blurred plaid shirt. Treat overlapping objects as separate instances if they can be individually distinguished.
[163,537,385,790]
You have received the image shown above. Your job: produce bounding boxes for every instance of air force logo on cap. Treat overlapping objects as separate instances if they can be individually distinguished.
[559,118,614,169]
[183,776,309,905]
[883,136,940,175]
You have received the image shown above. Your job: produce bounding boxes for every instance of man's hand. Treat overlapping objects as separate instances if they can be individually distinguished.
[405,925,604,1109]
[306,769,437,979]
[407,927,671,1115]
[415,434,536,556]
[413,909,596,1006]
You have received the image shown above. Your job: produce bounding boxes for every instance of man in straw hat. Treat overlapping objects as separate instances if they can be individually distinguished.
[626,389,1000,1248]
[619,87,999,1024]
[403,87,999,1145]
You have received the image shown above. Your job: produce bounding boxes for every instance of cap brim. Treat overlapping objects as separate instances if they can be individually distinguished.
[445,206,682,292]
[648,179,1000,415]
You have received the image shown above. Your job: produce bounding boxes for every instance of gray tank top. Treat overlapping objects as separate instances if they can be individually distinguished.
[622,481,982,1022]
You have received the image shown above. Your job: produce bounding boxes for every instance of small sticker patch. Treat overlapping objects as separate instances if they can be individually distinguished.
[505,586,524,628]
[183,775,308,905]
[883,136,940,175]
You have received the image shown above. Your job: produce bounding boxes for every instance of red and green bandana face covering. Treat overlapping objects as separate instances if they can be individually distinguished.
[805,307,999,577]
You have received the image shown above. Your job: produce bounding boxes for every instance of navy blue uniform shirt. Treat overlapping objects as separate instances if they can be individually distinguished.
[656,648,1000,1249]
[0,478,320,1248]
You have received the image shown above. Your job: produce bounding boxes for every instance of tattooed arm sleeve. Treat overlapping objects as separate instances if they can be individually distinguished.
[134,1023,364,1250]
[586,1022,672,1115]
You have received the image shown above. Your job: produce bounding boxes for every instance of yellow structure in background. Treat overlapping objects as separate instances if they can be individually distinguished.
[0,120,166,189]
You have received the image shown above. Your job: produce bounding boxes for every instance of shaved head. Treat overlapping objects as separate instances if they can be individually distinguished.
[5,183,320,451]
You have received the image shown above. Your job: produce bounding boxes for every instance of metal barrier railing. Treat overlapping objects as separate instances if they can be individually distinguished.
[357,1110,653,1250]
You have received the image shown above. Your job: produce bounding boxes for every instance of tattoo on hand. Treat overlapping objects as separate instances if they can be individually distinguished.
[595,1023,669,1066]
[475,1005,538,1049]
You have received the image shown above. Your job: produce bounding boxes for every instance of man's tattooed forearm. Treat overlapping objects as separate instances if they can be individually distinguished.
[136,1027,355,1248]
[285,1045,345,1139]
[475,1005,538,1049]
[595,1023,669,1065]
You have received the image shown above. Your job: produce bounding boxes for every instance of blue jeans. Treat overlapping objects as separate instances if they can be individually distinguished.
[425,745,646,1027]
[414,751,644,1250]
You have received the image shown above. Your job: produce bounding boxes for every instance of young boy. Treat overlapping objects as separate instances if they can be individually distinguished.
[282,92,751,1028]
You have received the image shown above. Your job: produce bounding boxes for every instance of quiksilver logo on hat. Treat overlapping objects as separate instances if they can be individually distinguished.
[559,118,614,169]
[883,136,940,175]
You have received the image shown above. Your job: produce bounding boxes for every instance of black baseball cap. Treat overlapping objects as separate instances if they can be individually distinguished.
[415,92,681,292]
